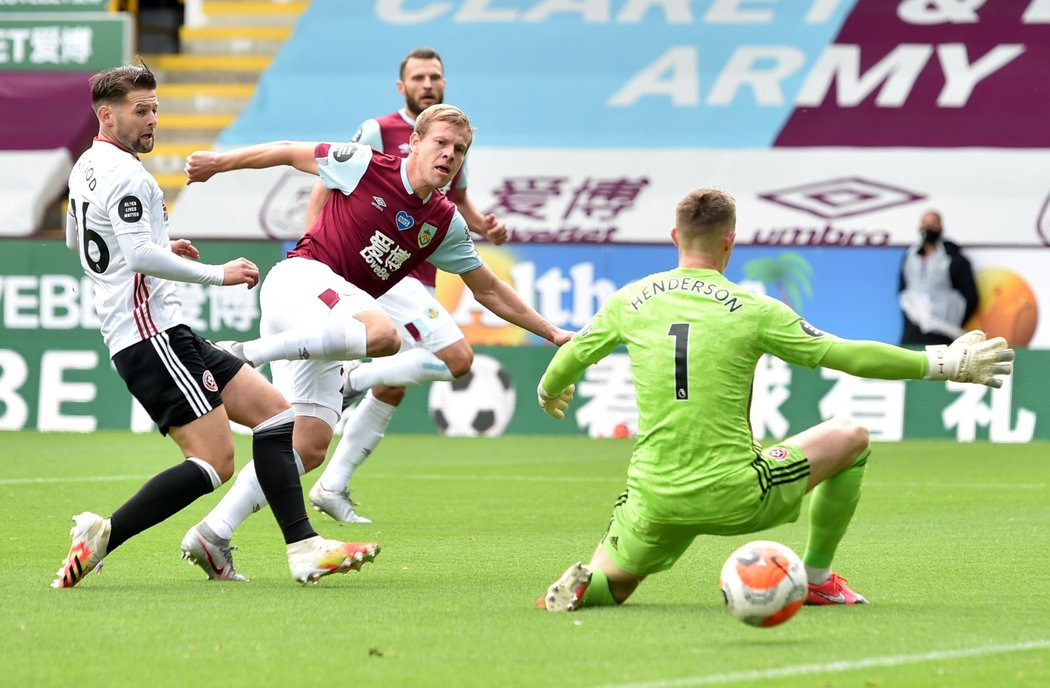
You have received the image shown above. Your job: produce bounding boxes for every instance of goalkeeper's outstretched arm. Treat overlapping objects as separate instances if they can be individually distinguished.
[820,330,1014,388]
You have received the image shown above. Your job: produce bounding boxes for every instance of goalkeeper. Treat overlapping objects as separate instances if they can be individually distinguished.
[536,187,1014,612]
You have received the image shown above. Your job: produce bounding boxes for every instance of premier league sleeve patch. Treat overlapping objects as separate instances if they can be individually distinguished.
[118,195,143,222]
[800,320,825,337]
[332,143,357,162]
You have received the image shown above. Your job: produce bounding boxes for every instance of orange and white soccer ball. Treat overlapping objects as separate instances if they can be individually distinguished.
[719,540,807,627]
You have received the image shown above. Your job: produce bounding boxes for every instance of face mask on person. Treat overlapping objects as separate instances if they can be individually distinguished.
[922,228,942,245]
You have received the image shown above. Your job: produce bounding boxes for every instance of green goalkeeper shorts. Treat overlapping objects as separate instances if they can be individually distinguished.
[600,443,810,577]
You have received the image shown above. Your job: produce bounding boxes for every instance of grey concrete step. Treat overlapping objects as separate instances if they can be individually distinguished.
[143,143,214,176]
[198,1,308,26]
[156,83,256,114]
[179,25,293,56]
[140,53,271,84]
[152,113,235,143]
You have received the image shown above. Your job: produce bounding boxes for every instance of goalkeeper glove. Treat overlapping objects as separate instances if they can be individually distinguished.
[537,381,575,420]
[924,330,1015,388]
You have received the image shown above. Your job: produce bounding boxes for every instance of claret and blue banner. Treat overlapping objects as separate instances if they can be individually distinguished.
[224,0,1050,151]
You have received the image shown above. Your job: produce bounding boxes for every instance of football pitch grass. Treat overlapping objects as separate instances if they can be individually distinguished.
[2,432,1048,688]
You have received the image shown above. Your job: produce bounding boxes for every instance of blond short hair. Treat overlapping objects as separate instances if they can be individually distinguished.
[415,104,474,148]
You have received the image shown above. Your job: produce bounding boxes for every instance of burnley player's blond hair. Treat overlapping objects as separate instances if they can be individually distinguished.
[415,104,474,149]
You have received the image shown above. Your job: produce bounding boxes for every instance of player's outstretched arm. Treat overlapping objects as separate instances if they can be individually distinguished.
[820,339,926,380]
[185,142,319,183]
[819,331,1014,388]
[460,265,571,345]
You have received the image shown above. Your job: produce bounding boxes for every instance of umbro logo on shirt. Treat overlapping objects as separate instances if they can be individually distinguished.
[372,196,386,211]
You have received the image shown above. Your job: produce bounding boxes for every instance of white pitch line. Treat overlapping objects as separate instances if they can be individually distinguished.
[595,640,1050,688]
[0,475,152,486]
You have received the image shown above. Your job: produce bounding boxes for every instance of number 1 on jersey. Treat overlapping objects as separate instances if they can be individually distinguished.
[668,322,689,400]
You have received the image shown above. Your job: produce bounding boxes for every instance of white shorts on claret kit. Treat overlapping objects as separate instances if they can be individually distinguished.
[260,256,384,429]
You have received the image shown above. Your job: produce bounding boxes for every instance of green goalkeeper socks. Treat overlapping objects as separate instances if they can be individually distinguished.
[803,446,870,569]
[580,565,618,607]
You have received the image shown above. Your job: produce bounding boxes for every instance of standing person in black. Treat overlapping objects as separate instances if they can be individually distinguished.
[898,211,979,346]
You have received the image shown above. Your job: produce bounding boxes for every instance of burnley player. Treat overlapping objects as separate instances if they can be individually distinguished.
[303,47,508,524]
[179,104,570,579]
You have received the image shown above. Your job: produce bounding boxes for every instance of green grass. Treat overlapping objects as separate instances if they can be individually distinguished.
[2,432,1048,687]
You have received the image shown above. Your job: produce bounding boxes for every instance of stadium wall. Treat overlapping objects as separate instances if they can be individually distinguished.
[1,239,1046,440]
[5,2,1048,437]
[0,9,132,234]
[162,0,1047,358]
[173,1,1050,251]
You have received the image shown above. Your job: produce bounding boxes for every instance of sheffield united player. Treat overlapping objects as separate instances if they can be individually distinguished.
[53,61,379,589]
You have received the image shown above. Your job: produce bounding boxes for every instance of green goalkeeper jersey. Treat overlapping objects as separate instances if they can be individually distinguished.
[564,267,835,524]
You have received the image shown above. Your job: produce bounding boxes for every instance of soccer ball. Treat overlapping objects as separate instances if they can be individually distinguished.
[428,354,516,436]
[719,540,807,628]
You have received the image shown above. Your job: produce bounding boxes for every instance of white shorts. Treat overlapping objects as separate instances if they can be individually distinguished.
[378,277,464,353]
[260,257,384,429]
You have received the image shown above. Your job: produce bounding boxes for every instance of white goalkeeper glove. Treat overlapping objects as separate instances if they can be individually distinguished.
[924,330,1015,388]
[537,382,575,420]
